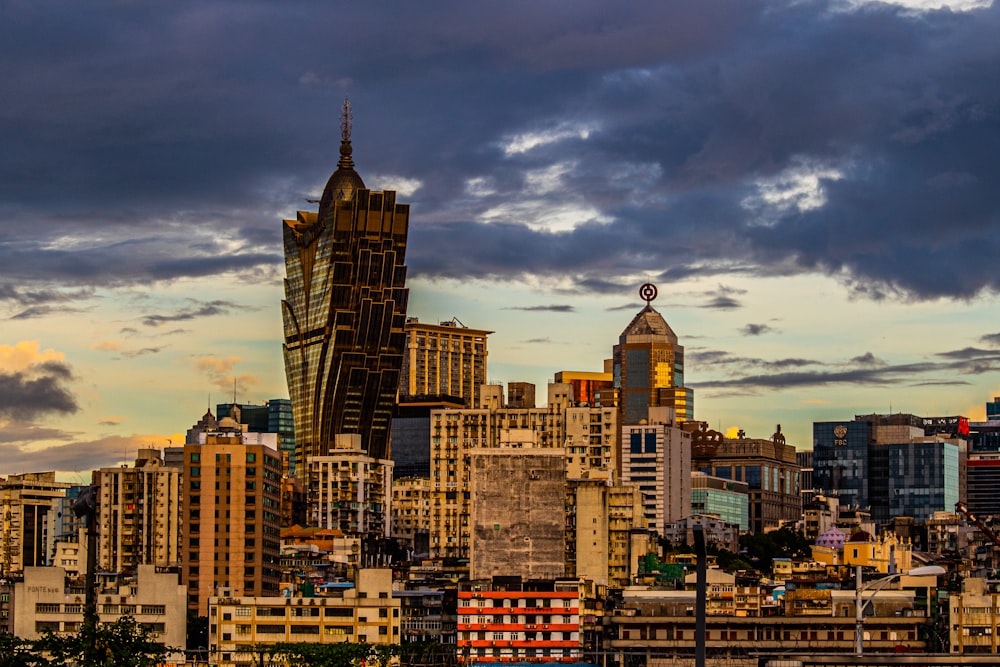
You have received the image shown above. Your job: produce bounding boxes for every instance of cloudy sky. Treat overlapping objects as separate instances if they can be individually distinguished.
[3,0,1000,479]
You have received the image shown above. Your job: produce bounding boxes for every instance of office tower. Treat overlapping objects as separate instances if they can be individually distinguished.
[689,472,750,531]
[468,444,566,581]
[391,394,465,479]
[307,434,393,535]
[399,317,492,407]
[614,287,694,426]
[620,407,692,531]
[814,413,965,527]
[181,419,282,613]
[0,472,69,575]
[692,424,800,533]
[95,448,182,573]
[282,101,409,468]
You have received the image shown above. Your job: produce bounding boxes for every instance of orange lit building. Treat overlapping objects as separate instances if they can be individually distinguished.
[457,579,582,664]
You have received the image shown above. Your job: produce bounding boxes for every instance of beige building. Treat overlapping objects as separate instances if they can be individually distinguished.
[95,448,182,574]
[391,476,431,548]
[0,472,70,576]
[182,421,283,614]
[308,434,393,536]
[566,478,650,587]
[950,577,1000,655]
[620,407,692,532]
[208,568,400,667]
[399,317,492,407]
[12,565,185,660]
[468,445,566,581]
[429,382,613,559]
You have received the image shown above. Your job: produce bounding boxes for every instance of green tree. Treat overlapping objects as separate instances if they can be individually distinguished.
[37,616,171,667]
[273,641,401,667]
[0,632,50,667]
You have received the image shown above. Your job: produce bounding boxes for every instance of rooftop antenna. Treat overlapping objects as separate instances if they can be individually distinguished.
[233,376,238,405]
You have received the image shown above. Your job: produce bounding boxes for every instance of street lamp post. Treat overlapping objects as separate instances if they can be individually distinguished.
[854,564,946,656]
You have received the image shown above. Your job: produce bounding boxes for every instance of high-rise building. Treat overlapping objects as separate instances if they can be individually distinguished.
[95,448,182,573]
[468,445,566,581]
[692,425,800,533]
[217,399,296,475]
[282,101,409,468]
[181,419,282,614]
[620,407,692,531]
[614,286,694,427]
[0,472,69,576]
[427,382,614,559]
[813,413,964,527]
[307,434,393,535]
[399,317,492,407]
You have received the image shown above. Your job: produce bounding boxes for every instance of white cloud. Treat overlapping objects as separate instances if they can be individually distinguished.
[742,157,845,226]
[501,122,596,156]
[369,174,422,197]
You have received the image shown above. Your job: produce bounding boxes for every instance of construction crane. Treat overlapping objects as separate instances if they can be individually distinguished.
[955,501,1000,549]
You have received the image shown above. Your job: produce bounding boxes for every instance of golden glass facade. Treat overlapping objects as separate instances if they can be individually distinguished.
[282,112,409,466]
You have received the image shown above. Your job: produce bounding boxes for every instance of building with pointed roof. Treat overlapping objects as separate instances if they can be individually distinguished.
[282,100,410,468]
[614,302,693,426]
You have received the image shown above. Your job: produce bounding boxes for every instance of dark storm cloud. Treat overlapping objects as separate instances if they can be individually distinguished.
[0,361,78,421]
[979,333,1000,347]
[2,1,1000,299]
[741,323,774,336]
[692,344,1000,392]
[506,305,575,313]
[141,299,241,327]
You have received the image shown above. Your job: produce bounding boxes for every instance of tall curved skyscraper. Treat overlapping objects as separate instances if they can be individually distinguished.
[282,101,409,468]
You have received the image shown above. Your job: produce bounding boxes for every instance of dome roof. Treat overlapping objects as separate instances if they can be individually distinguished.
[620,305,677,342]
[318,99,365,220]
[815,527,847,549]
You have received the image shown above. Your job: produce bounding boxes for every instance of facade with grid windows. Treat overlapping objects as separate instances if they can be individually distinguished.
[400,317,491,408]
[182,423,283,614]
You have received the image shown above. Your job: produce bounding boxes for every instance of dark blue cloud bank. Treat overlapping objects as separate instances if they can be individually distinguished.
[1,0,998,302]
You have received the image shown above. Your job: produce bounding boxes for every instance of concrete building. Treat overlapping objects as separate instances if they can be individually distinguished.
[456,578,582,665]
[0,472,70,576]
[566,478,650,588]
[95,448,182,574]
[692,425,800,533]
[391,476,431,551]
[428,382,609,559]
[399,317,491,408]
[506,382,536,409]
[208,568,400,667]
[620,407,692,532]
[663,514,741,553]
[468,444,566,581]
[610,584,927,659]
[950,577,1000,655]
[307,434,393,537]
[12,565,185,661]
[282,101,409,467]
[182,420,283,614]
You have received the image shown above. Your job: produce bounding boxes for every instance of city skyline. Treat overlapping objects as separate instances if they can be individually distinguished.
[3,0,1000,479]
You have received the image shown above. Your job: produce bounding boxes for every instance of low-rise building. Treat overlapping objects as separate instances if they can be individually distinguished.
[11,565,185,661]
[208,568,400,667]
[456,578,582,665]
